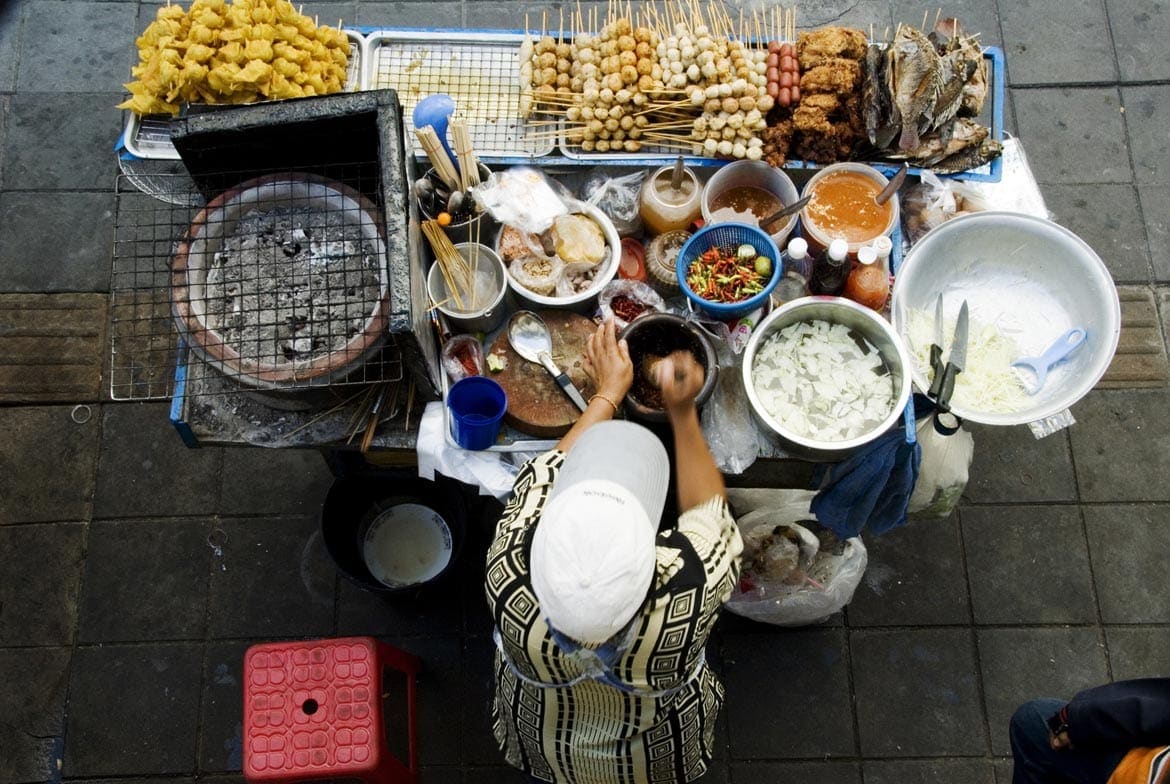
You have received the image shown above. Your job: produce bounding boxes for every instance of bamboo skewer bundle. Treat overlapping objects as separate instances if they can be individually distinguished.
[413,126,459,190]
[421,219,473,311]
[450,116,481,192]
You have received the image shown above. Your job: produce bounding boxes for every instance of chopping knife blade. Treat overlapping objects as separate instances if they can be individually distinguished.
[932,299,968,413]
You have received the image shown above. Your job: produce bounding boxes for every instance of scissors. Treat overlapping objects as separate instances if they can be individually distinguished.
[927,294,968,433]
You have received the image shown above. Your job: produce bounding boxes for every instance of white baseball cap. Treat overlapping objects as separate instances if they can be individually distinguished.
[530,420,670,644]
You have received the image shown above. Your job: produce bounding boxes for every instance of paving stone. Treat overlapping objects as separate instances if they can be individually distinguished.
[961,505,1096,624]
[462,634,505,766]
[977,627,1109,755]
[1013,88,1130,184]
[0,647,71,784]
[206,515,335,638]
[1105,626,1170,680]
[0,2,19,93]
[851,629,985,757]
[863,759,997,784]
[420,767,464,784]
[0,293,108,404]
[1043,183,1150,283]
[93,402,223,518]
[358,2,462,27]
[1068,389,1170,502]
[64,642,203,776]
[993,758,1014,784]
[18,1,136,92]
[1000,0,1116,85]
[220,448,333,515]
[731,761,862,784]
[724,630,854,759]
[1141,188,1170,282]
[890,0,1002,46]
[0,192,114,292]
[795,0,892,32]
[847,514,970,626]
[1123,86,1170,185]
[964,423,1077,503]
[1084,503,1170,623]
[1107,0,1170,81]
[1096,286,1170,389]
[463,767,528,784]
[336,575,464,637]
[199,640,249,774]
[78,518,213,643]
[0,406,99,524]
[3,93,123,190]
[389,636,466,767]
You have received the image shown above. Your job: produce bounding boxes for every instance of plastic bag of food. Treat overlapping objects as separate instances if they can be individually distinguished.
[598,280,666,330]
[554,213,608,266]
[581,168,646,237]
[724,488,868,627]
[509,254,563,296]
[555,261,601,298]
[441,334,484,382]
[908,413,974,519]
[699,336,761,474]
[903,171,993,243]
[473,167,569,234]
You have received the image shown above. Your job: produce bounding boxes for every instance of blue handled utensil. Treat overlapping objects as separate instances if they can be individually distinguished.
[412,94,458,173]
[1012,327,1087,395]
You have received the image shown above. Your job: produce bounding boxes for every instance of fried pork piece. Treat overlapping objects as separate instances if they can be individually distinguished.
[794,123,858,163]
[797,26,868,70]
[761,120,795,167]
[799,59,863,95]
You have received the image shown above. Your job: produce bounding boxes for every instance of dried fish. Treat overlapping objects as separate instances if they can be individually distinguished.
[863,44,898,149]
[931,137,1004,174]
[888,25,943,151]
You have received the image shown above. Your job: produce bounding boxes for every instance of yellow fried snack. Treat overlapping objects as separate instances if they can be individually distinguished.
[118,0,349,115]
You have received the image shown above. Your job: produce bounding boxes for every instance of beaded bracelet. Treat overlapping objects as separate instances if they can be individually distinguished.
[589,393,620,414]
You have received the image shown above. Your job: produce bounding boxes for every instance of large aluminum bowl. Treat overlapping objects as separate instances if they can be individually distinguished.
[890,212,1121,426]
[742,297,913,461]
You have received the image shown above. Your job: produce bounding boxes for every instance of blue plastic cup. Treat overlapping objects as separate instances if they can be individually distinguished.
[447,376,507,450]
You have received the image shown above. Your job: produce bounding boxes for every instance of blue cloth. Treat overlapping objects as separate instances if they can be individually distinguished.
[810,427,922,538]
[1010,698,1127,784]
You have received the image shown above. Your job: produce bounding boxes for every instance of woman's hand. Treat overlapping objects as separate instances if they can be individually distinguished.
[657,351,706,419]
[583,318,633,400]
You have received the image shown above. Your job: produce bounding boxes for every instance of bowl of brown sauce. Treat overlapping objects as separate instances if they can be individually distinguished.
[799,162,900,258]
[701,161,800,248]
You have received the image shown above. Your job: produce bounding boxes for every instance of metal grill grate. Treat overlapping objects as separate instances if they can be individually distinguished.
[366,31,554,159]
[110,169,403,402]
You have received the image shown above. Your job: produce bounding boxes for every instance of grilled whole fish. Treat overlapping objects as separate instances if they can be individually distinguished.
[885,117,988,165]
[932,137,1003,174]
[890,25,943,151]
[863,44,899,149]
[933,50,979,131]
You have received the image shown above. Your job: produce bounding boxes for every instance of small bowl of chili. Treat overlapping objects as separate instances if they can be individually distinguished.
[676,223,782,321]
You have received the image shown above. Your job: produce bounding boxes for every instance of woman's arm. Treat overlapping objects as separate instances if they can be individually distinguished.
[658,352,726,511]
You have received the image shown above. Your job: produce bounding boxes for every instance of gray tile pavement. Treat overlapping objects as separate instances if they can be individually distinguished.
[0,1,1167,782]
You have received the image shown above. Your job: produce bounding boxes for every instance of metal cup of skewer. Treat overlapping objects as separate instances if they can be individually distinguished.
[414,116,498,245]
[425,242,509,334]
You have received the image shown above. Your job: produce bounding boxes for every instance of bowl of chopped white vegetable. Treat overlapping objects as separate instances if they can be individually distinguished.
[743,297,913,460]
[890,212,1121,427]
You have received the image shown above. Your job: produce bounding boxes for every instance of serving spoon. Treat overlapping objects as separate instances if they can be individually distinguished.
[507,311,589,412]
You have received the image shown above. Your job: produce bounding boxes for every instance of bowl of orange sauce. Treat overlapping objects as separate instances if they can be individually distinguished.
[799,163,899,258]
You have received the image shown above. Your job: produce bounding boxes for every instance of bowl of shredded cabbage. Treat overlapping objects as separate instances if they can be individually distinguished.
[890,212,1120,427]
[743,297,913,460]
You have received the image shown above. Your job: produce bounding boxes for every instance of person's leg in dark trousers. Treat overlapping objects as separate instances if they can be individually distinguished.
[1011,698,1128,784]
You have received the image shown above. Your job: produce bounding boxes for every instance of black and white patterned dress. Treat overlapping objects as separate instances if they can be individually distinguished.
[485,451,743,784]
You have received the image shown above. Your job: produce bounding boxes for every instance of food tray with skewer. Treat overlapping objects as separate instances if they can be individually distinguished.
[118,29,365,161]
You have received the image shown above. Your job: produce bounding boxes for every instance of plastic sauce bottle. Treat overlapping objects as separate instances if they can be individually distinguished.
[809,238,850,296]
[843,245,889,310]
[772,237,810,304]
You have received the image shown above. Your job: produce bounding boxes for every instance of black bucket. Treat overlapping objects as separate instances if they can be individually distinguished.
[320,474,467,593]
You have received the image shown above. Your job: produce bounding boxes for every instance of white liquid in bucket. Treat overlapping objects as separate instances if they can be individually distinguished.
[361,503,453,588]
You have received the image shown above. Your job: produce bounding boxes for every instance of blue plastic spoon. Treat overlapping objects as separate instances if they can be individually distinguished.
[1012,327,1087,395]
[412,93,458,174]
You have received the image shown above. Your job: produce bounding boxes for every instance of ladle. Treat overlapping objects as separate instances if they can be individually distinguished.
[759,195,811,230]
[506,311,589,412]
[875,163,908,206]
[412,94,459,173]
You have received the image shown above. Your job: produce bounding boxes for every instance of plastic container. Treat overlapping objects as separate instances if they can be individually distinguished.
[639,164,703,235]
[676,223,782,320]
[447,375,507,449]
[772,237,811,305]
[799,162,900,259]
[426,243,509,333]
[701,161,800,249]
[645,230,690,296]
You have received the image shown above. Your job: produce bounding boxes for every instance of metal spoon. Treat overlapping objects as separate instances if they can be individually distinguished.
[875,163,908,206]
[758,195,812,230]
[506,311,589,412]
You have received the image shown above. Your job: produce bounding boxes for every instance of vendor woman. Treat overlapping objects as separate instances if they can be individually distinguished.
[485,317,743,784]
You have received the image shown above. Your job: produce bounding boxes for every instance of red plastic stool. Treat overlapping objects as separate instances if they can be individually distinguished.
[243,637,420,784]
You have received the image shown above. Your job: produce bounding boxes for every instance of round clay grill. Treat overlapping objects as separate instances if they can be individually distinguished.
[171,172,390,388]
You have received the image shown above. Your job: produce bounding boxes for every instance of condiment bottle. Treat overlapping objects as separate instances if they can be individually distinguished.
[639,159,703,236]
[871,235,893,273]
[843,245,890,311]
[809,238,850,296]
[772,237,810,304]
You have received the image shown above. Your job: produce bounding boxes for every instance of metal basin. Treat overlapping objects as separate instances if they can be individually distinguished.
[890,212,1121,426]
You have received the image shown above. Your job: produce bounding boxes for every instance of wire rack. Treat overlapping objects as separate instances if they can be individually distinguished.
[366,30,555,159]
[110,166,403,402]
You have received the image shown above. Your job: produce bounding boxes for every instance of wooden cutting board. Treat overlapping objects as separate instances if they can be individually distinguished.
[486,310,597,438]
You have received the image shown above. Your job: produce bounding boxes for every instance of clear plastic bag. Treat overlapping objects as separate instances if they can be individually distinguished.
[509,254,563,296]
[907,416,974,519]
[598,279,666,330]
[473,167,569,234]
[699,335,761,474]
[724,488,868,626]
[441,334,485,383]
[555,261,602,297]
[581,168,646,237]
[903,171,997,243]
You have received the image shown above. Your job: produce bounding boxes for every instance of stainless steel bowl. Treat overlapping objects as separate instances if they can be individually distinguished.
[742,297,912,461]
[890,212,1121,426]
